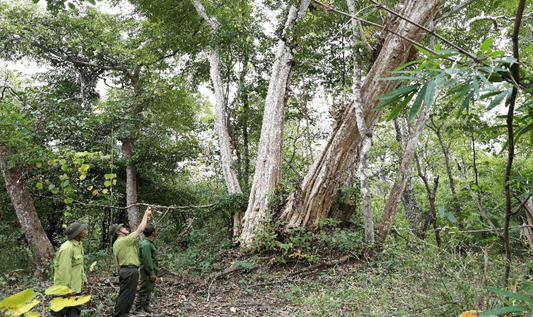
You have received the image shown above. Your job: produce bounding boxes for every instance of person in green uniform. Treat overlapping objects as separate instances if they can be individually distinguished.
[52,222,88,317]
[135,224,159,313]
[109,207,152,317]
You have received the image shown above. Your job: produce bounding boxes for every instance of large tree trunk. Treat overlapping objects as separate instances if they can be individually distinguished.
[278,0,438,231]
[191,0,243,236]
[0,148,54,274]
[394,117,420,235]
[122,139,139,230]
[240,0,311,245]
[347,0,374,244]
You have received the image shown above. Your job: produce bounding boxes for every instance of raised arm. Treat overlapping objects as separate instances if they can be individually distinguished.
[134,207,152,237]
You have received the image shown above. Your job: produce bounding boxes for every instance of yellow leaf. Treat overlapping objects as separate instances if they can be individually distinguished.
[458,311,496,317]
[0,289,38,309]
[1,299,40,316]
[102,189,108,194]
[36,163,42,168]
[90,261,97,272]
[24,312,40,317]
[45,285,72,296]
[92,190,99,196]
[80,174,86,180]
[87,186,93,191]
[49,295,91,312]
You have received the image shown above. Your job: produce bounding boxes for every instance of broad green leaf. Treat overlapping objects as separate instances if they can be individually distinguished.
[408,84,427,122]
[64,198,74,204]
[438,206,446,218]
[487,90,511,111]
[488,50,505,56]
[479,306,530,316]
[45,285,72,296]
[478,38,494,55]
[36,183,43,189]
[446,212,457,223]
[104,181,111,187]
[49,295,91,312]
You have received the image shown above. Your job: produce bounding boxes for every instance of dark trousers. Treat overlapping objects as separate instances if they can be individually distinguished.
[112,267,139,317]
[51,305,81,317]
[139,270,155,295]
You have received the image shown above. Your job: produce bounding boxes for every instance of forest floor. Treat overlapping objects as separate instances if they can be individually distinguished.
[88,250,359,316]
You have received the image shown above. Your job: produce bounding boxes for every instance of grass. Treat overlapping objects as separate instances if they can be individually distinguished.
[272,231,533,317]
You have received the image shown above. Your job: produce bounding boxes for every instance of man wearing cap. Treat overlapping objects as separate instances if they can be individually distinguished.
[109,207,152,317]
[52,222,88,317]
[134,224,159,313]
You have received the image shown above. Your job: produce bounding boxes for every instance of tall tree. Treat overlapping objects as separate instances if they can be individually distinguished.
[240,0,312,245]
[275,0,438,240]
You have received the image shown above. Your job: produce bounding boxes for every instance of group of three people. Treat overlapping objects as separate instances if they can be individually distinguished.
[52,207,158,317]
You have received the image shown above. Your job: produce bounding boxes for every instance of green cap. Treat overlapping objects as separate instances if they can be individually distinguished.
[109,223,124,238]
[65,222,88,240]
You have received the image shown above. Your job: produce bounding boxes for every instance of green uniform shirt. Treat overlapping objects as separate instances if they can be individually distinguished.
[138,238,159,276]
[113,232,140,267]
[53,240,87,293]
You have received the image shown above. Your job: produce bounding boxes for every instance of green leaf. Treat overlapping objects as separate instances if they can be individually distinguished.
[379,76,420,81]
[64,198,74,204]
[524,43,533,55]
[478,38,494,55]
[425,80,436,109]
[459,91,474,114]
[394,59,424,71]
[386,94,414,121]
[438,206,446,218]
[414,44,431,57]
[489,287,533,304]
[517,100,533,111]
[479,306,530,316]
[49,184,56,191]
[473,76,480,98]
[378,84,420,100]
[67,2,76,9]
[36,183,43,189]
[487,90,511,111]
[408,84,427,122]
[104,181,111,187]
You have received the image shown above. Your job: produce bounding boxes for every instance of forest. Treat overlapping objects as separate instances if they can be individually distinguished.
[0,0,533,316]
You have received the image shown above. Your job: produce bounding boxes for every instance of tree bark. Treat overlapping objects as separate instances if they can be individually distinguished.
[122,139,139,230]
[378,103,431,240]
[240,0,311,245]
[0,148,55,273]
[278,0,438,232]
[347,0,374,245]
[191,0,243,236]
[394,117,420,235]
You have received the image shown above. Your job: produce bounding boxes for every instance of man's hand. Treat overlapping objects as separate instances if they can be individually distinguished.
[145,207,152,217]
[150,275,157,282]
